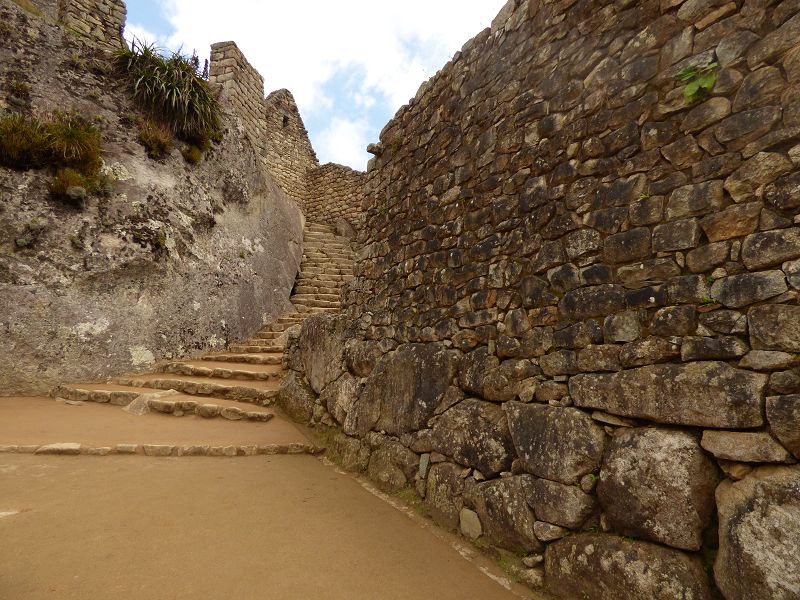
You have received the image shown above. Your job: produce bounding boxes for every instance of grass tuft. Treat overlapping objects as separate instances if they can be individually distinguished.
[138,119,173,159]
[181,144,202,165]
[114,38,222,148]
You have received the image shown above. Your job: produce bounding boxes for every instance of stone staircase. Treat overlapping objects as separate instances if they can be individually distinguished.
[11,222,356,457]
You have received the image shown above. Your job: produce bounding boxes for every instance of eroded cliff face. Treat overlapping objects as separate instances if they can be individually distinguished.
[0,0,303,394]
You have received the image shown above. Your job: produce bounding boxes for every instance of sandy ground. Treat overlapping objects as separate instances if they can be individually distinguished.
[0,454,540,600]
[0,397,306,446]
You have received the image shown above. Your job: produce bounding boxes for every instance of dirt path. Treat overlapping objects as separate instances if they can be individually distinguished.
[0,454,539,600]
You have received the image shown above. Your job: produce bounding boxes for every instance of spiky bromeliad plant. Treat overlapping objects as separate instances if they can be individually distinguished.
[114,38,222,150]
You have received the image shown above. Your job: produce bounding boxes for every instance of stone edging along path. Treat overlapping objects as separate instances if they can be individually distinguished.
[0,442,324,457]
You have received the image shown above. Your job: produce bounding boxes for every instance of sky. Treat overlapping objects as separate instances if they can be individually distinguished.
[124,0,508,171]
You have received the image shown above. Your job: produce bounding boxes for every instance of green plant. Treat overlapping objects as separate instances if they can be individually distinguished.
[677,62,718,104]
[66,53,86,70]
[0,113,50,169]
[45,111,102,172]
[637,189,651,201]
[49,168,90,203]
[138,119,173,159]
[113,38,222,145]
[8,77,30,101]
[181,144,202,164]
[700,297,719,306]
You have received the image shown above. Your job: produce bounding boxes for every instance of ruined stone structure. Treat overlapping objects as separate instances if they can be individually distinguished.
[283,0,800,597]
[208,42,366,229]
[57,0,126,49]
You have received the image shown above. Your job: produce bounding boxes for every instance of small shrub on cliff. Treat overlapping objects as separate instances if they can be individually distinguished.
[49,168,90,203]
[138,119,173,159]
[678,62,718,104]
[0,113,49,169]
[46,111,102,172]
[181,144,202,165]
[114,38,222,148]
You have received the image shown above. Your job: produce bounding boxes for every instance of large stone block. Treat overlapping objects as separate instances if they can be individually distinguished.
[741,228,800,270]
[424,462,464,530]
[320,372,360,431]
[545,534,712,600]
[569,362,766,428]
[710,271,788,308]
[276,371,317,424]
[427,398,513,478]
[468,475,541,553]
[504,402,605,485]
[767,395,800,459]
[523,477,596,529]
[715,466,800,600]
[749,305,800,352]
[598,428,717,551]
[349,343,459,436]
[299,313,350,393]
[366,441,419,494]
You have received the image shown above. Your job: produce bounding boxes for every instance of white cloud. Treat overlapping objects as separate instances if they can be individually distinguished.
[147,0,507,168]
[316,117,372,167]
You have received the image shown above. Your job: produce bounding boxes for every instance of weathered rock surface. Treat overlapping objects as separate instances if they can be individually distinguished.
[299,314,350,394]
[505,402,605,485]
[319,372,359,431]
[366,441,419,494]
[766,395,800,459]
[327,432,370,473]
[570,362,766,428]
[277,371,316,424]
[349,343,458,436]
[598,428,717,551]
[523,477,596,529]
[715,466,800,600]
[545,534,712,600]
[468,475,541,553]
[748,305,800,352]
[701,430,795,464]
[424,462,465,530]
[426,399,513,477]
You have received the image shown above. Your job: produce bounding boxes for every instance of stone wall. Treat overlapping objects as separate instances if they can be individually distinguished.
[283,0,800,597]
[58,0,126,49]
[209,43,319,206]
[306,163,366,230]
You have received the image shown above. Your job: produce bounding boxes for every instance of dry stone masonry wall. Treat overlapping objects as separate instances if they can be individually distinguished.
[57,0,126,49]
[208,43,366,229]
[283,0,800,598]
[306,164,366,230]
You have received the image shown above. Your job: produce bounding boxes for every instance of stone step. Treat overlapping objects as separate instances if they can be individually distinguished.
[229,343,284,353]
[290,304,341,314]
[294,286,341,295]
[290,298,341,308]
[201,352,282,365]
[303,244,352,252]
[112,375,280,406]
[295,277,349,286]
[49,383,274,421]
[156,360,283,381]
[290,293,342,302]
[253,331,283,340]
[0,442,322,457]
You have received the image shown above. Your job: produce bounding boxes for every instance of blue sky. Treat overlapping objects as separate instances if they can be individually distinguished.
[124,0,507,170]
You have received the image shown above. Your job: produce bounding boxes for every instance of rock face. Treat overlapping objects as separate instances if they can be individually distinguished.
[299,314,350,394]
[505,402,605,485]
[426,399,514,477]
[715,466,800,600]
[598,428,717,551]
[570,362,766,427]
[468,475,541,553]
[350,344,459,436]
[545,534,712,600]
[0,3,304,395]
[748,305,800,353]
